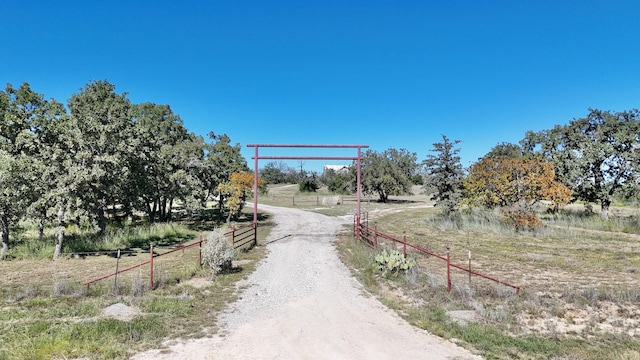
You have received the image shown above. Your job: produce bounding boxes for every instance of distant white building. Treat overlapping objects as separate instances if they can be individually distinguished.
[323,164,349,175]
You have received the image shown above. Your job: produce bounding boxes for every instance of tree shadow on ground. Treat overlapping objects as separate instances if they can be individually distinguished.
[380,198,423,204]
[181,209,272,232]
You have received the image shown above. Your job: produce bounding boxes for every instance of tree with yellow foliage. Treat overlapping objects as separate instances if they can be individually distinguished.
[463,153,571,230]
[463,155,571,211]
[216,172,265,223]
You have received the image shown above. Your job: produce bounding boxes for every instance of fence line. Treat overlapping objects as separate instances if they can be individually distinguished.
[355,216,520,294]
[267,194,375,205]
[83,223,257,290]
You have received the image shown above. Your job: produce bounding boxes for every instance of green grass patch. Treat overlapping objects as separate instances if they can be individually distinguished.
[1,316,167,360]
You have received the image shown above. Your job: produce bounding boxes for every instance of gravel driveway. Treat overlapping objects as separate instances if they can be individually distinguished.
[131,205,481,360]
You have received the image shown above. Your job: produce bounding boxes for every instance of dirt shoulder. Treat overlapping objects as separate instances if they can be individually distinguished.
[131,205,480,360]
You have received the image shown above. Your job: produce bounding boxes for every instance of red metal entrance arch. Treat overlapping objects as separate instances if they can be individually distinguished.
[247,144,369,237]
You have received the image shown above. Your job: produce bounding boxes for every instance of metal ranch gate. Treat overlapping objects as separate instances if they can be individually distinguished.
[247,144,368,235]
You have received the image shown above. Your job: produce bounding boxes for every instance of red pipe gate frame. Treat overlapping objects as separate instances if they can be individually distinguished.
[247,144,369,237]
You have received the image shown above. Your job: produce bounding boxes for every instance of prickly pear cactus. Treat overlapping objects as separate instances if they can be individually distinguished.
[374,249,416,274]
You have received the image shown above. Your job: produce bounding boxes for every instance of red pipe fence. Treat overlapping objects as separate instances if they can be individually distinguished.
[355,215,520,294]
[83,223,257,290]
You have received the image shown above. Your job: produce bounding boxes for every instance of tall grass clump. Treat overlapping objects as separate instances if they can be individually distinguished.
[64,222,196,254]
[5,222,197,261]
[6,236,55,260]
[335,237,379,289]
[425,208,521,235]
[542,207,640,234]
[103,222,195,249]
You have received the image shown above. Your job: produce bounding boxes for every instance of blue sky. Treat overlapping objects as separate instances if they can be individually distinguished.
[2,1,639,172]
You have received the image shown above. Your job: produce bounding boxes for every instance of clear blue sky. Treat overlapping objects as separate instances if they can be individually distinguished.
[2,1,639,172]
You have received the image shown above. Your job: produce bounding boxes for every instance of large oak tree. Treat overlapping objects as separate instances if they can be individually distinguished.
[0,83,60,257]
[359,148,417,202]
[464,155,571,211]
[67,80,136,234]
[521,108,640,218]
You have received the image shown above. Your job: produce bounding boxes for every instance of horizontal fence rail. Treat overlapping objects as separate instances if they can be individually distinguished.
[354,216,520,294]
[83,223,257,290]
[230,223,257,249]
[266,194,376,206]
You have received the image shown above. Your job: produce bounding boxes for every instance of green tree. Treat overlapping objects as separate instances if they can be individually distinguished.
[165,134,207,218]
[298,175,320,192]
[201,133,248,211]
[259,161,298,184]
[521,108,640,218]
[24,95,69,243]
[0,83,54,257]
[259,162,286,184]
[423,135,464,216]
[359,148,417,202]
[321,167,355,194]
[0,151,35,257]
[484,142,523,159]
[67,80,136,233]
[130,102,205,222]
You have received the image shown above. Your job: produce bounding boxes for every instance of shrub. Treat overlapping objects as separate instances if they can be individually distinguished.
[130,272,147,297]
[299,176,320,192]
[201,228,234,277]
[327,174,353,194]
[500,206,542,231]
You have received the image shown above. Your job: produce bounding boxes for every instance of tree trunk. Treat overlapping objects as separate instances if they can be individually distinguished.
[97,206,107,236]
[160,198,167,222]
[168,198,173,222]
[146,202,152,223]
[218,194,225,211]
[378,190,388,203]
[151,199,158,223]
[123,203,133,224]
[53,207,65,260]
[38,215,45,239]
[0,215,9,260]
[600,198,611,219]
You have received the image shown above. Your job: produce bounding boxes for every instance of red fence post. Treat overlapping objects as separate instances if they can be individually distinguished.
[353,215,357,238]
[342,219,520,295]
[253,222,257,247]
[149,244,154,290]
[198,233,203,267]
[403,231,407,259]
[446,247,451,293]
[114,249,121,292]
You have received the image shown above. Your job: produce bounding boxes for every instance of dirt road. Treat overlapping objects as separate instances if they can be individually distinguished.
[131,205,481,360]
